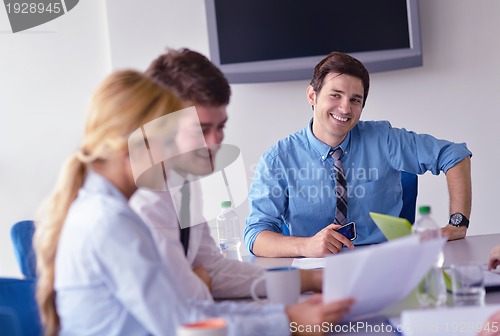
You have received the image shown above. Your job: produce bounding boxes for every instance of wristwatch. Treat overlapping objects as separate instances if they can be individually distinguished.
[449,213,469,228]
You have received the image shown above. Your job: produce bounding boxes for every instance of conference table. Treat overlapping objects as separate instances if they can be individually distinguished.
[245,233,500,335]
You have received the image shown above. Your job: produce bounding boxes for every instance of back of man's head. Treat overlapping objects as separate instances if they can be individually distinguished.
[146,48,231,107]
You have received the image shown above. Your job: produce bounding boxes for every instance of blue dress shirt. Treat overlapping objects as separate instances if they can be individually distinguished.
[244,119,472,252]
[55,171,289,335]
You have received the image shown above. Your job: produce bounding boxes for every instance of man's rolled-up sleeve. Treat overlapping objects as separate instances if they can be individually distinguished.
[386,125,472,175]
[244,155,287,254]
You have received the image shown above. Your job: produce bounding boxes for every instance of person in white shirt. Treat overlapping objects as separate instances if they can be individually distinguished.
[131,48,325,300]
[34,69,353,335]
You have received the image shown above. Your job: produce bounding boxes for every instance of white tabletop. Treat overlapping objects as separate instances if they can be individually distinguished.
[244,233,500,335]
[443,233,500,267]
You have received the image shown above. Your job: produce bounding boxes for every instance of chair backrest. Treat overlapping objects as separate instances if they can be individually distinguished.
[280,172,418,236]
[0,278,42,336]
[400,172,418,224]
[0,307,23,336]
[10,220,37,279]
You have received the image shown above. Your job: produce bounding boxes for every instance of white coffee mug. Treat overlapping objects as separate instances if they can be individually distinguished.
[177,318,227,336]
[250,266,300,305]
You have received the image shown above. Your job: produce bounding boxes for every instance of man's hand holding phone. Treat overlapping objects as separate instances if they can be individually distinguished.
[302,223,355,257]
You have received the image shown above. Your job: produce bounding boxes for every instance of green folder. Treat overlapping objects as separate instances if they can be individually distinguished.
[369,212,412,240]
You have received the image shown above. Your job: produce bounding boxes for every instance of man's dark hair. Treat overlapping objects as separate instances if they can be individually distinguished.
[310,52,370,107]
[146,48,231,106]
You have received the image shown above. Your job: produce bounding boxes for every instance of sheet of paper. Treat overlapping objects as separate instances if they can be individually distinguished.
[400,238,446,295]
[401,304,500,336]
[444,264,500,289]
[292,245,373,270]
[482,264,500,288]
[323,235,447,320]
[291,258,325,270]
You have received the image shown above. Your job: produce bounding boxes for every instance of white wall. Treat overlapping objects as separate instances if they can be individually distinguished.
[0,1,111,276]
[105,0,500,236]
[366,0,500,235]
[1,0,499,276]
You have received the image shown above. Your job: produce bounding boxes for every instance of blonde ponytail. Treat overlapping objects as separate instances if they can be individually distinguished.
[33,70,183,335]
[34,154,87,336]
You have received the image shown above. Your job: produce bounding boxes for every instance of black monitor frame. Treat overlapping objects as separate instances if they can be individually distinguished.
[205,0,422,83]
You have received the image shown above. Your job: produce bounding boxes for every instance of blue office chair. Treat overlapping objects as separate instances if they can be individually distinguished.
[281,172,418,236]
[400,172,418,224]
[0,307,23,336]
[0,278,43,336]
[10,220,37,280]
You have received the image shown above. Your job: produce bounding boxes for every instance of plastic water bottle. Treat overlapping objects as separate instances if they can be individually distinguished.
[216,201,242,261]
[412,205,447,307]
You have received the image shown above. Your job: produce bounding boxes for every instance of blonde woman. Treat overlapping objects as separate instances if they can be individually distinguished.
[34,70,353,336]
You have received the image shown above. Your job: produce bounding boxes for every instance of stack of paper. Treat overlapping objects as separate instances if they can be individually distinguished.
[401,305,500,336]
[482,264,500,290]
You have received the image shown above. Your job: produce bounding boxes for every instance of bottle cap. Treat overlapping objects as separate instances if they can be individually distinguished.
[418,205,431,214]
[221,201,232,208]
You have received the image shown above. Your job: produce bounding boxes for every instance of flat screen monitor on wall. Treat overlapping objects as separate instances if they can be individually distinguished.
[205,0,422,84]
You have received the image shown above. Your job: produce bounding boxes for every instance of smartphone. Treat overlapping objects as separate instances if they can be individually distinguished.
[336,221,357,241]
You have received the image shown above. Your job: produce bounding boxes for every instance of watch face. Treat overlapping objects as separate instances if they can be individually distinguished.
[451,214,463,225]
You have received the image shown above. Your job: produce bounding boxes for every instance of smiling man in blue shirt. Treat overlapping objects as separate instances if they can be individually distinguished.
[244,51,472,258]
